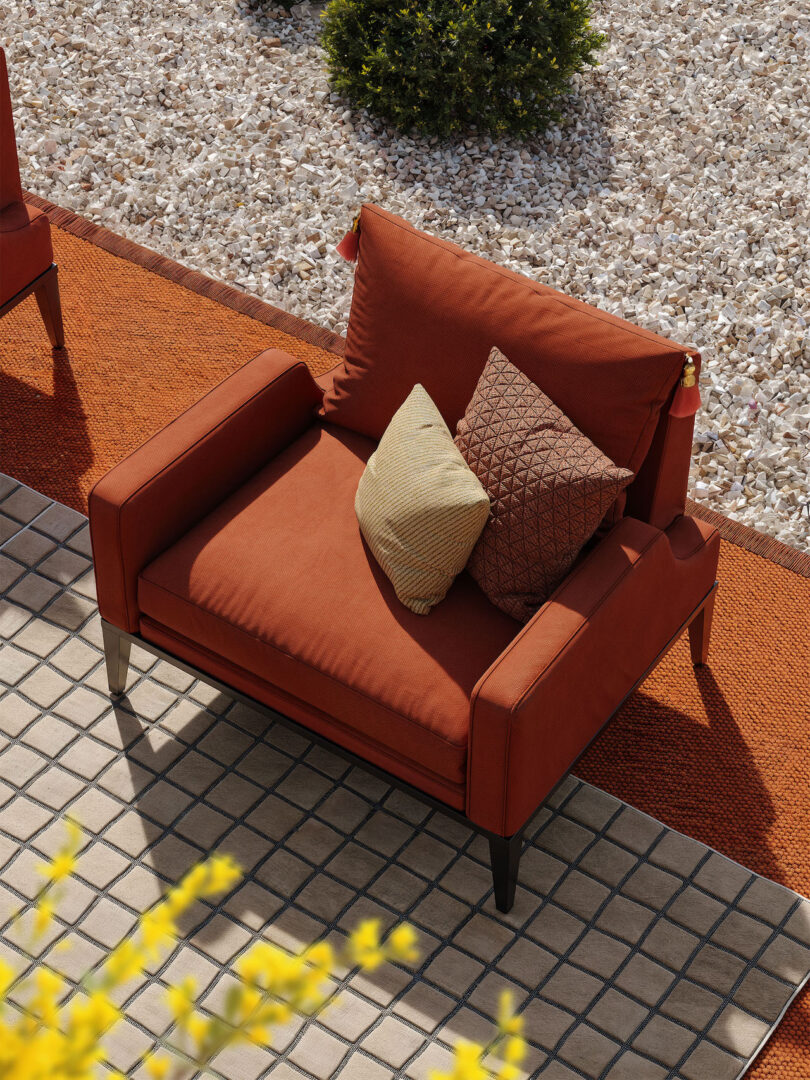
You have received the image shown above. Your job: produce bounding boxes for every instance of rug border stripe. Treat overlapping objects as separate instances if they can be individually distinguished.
[23,191,809,578]
[687,498,810,579]
[23,189,346,358]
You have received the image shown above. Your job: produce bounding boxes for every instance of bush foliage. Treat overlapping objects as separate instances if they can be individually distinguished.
[321,0,605,138]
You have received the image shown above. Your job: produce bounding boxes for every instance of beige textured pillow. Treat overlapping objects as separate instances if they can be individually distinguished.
[355,384,490,614]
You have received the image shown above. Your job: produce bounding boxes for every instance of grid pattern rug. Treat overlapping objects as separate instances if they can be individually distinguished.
[1,475,809,1080]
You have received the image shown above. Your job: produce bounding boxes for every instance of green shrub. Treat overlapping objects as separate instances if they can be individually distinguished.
[320,0,606,138]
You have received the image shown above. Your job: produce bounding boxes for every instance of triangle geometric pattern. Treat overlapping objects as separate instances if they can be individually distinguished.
[455,347,634,623]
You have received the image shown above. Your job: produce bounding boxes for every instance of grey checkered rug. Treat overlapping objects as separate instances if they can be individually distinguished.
[1,472,809,1080]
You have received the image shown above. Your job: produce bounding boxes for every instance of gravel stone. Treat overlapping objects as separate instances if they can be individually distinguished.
[5,0,809,546]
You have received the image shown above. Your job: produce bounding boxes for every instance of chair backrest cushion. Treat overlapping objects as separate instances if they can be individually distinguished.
[322,205,690,488]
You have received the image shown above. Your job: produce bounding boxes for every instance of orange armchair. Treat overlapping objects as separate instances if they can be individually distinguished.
[90,207,719,912]
[0,47,64,348]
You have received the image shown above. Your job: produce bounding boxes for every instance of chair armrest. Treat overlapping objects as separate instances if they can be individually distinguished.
[89,348,321,632]
[467,514,719,835]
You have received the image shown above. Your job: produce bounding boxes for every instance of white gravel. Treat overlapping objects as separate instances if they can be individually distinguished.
[3,0,809,547]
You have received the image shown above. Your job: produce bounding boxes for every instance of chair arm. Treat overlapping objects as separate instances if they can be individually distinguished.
[467,514,719,835]
[89,348,321,632]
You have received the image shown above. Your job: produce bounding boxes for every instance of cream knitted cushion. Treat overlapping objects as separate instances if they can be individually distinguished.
[355,384,490,615]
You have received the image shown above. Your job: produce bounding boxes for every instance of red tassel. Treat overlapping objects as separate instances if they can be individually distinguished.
[336,211,361,262]
[336,229,359,262]
[669,356,701,418]
[669,381,702,418]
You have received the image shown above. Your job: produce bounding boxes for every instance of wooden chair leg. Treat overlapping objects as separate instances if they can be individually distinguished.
[489,833,522,913]
[102,621,131,696]
[34,264,65,349]
[688,589,716,667]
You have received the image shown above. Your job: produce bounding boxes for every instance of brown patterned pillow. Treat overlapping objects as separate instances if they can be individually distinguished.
[455,347,634,622]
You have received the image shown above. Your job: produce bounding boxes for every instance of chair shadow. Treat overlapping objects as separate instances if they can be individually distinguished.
[344,75,617,224]
[110,655,810,1067]
[578,665,785,888]
[238,0,616,234]
[0,345,92,511]
[238,0,325,56]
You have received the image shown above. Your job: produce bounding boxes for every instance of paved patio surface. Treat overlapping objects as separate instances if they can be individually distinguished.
[1,473,809,1080]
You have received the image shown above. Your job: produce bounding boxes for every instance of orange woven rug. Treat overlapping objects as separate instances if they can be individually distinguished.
[3,199,809,1077]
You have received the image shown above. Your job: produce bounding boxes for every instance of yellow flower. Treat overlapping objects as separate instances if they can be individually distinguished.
[205,853,241,894]
[167,976,196,1023]
[39,850,76,883]
[431,1040,489,1080]
[0,958,16,996]
[28,968,64,1030]
[348,919,385,970]
[494,1066,520,1080]
[503,1035,526,1064]
[387,924,419,963]
[105,937,145,984]
[498,994,522,1033]
[144,1052,171,1078]
[236,949,265,985]
[141,902,177,956]
[305,941,334,971]
[186,1012,211,1043]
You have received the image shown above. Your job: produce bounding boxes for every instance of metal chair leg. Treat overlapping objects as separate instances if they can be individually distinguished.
[102,621,131,696]
[489,833,522,913]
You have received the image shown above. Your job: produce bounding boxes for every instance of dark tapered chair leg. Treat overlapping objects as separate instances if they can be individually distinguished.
[34,264,65,349]
[489,833,522,913]
[102,621,131,695]
[688,589,716,667]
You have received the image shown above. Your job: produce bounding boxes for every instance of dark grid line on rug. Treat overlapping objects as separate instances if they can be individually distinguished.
[1,475,809,1080]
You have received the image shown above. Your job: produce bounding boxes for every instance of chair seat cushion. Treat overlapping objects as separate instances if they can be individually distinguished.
[0,201,53,306]
[138,423,520,799]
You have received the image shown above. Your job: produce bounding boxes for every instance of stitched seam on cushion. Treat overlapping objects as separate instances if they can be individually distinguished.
[111,358,310,629]
[363,205,692,357]
[670,521,716,561]
[511,531,664,712]
[139,579,470,751]
[0,220,43,234]
[0,207,42,233]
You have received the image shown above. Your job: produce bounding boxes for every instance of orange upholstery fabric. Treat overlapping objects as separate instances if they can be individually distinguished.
[138,422,520,798]
[323,205,691,490]
[0,49,53,305]
[89,349,323,632]
[0,48,22,210]
[0,201,53,306]
[468,514,720,834]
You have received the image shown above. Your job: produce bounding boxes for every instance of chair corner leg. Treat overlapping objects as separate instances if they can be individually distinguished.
[488,832,522,914]
[102,620,131,696]
[34,264,65,350]
[688,587,717,667]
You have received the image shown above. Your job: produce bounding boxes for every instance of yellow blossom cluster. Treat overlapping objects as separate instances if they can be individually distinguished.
[0,819,523,1080]
[430,992,528,1080]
